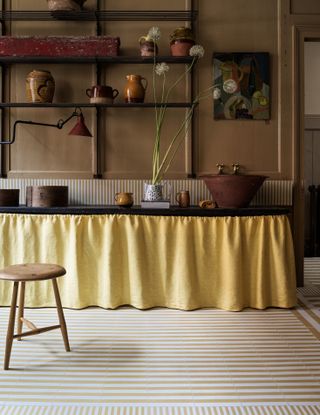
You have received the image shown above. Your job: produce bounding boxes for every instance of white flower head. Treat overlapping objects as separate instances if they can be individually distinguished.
[223,79,238,94]
[147,26,161,42]
[155,62,169,76]
[189,44,205,58]
[213,87,221,100]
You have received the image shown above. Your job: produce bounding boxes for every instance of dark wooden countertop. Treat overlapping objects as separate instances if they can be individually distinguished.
[0,205,291,217]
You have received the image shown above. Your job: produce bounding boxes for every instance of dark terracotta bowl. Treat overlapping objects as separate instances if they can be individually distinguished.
[201,174,267,208]
[0,189,20,206]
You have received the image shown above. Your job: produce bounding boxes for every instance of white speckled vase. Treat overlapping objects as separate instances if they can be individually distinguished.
[143,183,164,201]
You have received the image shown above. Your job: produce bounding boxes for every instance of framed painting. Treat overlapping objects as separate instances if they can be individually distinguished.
[213,52,270,120]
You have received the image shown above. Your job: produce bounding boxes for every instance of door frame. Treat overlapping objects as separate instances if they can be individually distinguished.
[292,24,320,286]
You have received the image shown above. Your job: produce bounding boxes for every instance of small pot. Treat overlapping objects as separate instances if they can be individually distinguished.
[140,41,158,57]
[144,184,164,201]
[170,27,195,56]
[26,69,55,103]
[47,0,86,11]
[170,39,195,57]
[115,192,133,208]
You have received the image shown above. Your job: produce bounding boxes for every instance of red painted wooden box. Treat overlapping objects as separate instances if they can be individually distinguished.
[0,36,120,57]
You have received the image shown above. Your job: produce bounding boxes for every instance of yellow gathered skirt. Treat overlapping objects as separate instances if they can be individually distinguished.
[0,213,296,311]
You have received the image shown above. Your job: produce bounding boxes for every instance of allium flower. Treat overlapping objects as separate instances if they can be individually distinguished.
[189,44,205,58]
[155,62,169,76]
[146,28,211,185]
[213,87,221,100]
[147,26,161,42]
[223,79,238,94]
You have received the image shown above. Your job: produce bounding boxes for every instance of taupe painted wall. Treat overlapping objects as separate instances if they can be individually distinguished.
[0,0,288,179]
[305,42,320,115]
[1,0,320,284]
[1,0,319,182]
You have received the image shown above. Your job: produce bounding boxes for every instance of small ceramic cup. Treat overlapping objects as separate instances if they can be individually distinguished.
[176,190,190,207]
[86,85,119,104]
[115,192,134,208]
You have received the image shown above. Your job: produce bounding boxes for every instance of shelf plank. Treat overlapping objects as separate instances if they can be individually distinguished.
[0,56,195,64]
[0,102,193,108]
[0,10,197,21]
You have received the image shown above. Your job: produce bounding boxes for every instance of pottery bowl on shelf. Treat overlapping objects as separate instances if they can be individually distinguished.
[201,174,267,208]
[47,0,86,11]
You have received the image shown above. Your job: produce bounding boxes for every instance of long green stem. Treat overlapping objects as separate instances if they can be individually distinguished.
[151,51,214,184]
[164,57,196,104]
[153,87,216,184]
[153,105,195,184]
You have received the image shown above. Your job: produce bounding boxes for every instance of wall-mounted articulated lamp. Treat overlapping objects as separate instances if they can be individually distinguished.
[0,107,92,145]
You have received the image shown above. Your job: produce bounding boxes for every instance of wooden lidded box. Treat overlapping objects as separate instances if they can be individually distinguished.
[26,186,68,207]
[0,189,20,206]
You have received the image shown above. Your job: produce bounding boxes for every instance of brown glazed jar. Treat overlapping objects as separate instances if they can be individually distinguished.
[139,40,158,57]
[124,74,148,103]
[26,69,55,103]
[170,26,195,56]
[170,39,195,57]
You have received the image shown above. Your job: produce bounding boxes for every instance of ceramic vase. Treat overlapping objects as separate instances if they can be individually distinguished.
[26,69,55,103]
[140,41,158,57]
[170,26,195,57]
[124,74,148,103]
[144,183,164,201]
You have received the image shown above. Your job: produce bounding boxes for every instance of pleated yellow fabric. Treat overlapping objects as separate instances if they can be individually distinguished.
[0,213,296,311]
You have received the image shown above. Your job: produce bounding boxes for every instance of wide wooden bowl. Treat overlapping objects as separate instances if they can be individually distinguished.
[201,174,267,208]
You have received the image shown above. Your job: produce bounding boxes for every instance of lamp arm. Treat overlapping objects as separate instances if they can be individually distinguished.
[0,108,81,145]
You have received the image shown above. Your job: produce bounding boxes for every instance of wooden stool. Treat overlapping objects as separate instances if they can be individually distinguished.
[0,263,70,370]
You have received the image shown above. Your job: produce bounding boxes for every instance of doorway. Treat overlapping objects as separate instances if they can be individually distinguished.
[304,40,320,257]
[292,25,320,286]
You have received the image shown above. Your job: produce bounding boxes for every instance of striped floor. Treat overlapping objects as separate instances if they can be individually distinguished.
[299,258,320,309]
[0,262,319,414]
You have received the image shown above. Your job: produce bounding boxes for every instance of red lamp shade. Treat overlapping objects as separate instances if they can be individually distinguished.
[68,113,92,137]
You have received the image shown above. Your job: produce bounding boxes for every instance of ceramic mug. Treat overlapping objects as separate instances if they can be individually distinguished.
[176,190,190,207]
[115,192,133,208]
[86,85,119,104]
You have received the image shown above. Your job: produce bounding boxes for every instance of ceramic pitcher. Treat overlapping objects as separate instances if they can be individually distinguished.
[124,75,148,103]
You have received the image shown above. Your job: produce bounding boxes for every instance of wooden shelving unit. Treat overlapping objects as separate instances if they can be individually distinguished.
[0,1,197,178]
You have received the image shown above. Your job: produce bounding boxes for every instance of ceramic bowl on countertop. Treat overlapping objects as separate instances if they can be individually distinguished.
[201,174,267,208]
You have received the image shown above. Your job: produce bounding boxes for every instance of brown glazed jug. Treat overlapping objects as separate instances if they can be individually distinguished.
[124,75,148,103]
[26,70,55,103]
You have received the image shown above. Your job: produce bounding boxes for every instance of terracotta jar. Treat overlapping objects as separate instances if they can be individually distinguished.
[170,26,195,57]
[124,74,148,103]
[170,39,195,57]
[26,70,55,103]
[47,0,86,11]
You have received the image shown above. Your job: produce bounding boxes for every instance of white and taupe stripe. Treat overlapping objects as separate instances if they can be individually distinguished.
[0,178,293,206]
[0,306,319,412]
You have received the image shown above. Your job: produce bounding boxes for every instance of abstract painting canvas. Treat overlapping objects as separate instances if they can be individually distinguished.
[213,52,270,120]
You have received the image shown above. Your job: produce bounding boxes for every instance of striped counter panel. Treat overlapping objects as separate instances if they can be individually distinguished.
[0,178,293,206]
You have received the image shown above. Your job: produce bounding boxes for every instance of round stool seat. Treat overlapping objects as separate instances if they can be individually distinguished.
[0,262,70,369]
[0,263,66,282]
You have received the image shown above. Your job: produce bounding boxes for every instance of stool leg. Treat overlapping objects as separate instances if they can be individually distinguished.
[4,282,19,370]
[52,278,70,352]
[17,281,25,341]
